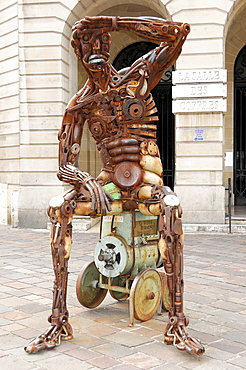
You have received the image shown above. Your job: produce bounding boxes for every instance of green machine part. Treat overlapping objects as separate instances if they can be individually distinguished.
[94,212,162,278]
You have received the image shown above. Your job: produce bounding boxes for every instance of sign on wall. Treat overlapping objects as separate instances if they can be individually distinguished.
[172,69,227,84]
[172,69,227,113]
[173,98,227,113]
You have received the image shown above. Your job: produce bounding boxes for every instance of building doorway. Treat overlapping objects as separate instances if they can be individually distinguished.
[113,42,175,189]
[234,44,246,206]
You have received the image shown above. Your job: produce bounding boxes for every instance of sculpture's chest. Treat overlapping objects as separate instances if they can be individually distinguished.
[83,90,158,143]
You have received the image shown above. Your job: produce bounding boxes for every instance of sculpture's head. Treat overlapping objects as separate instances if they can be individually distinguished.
[71,24,111,72]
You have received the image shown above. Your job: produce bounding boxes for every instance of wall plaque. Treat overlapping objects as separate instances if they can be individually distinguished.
[173,98,227,113]
[173,83,227,99]
[172,69,227,84]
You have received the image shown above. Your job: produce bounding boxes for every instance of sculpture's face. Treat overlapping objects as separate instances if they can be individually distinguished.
[81,30,111,72]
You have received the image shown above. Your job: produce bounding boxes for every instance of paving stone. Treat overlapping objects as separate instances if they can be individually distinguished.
[1,322,26,332]
[0,333,26,350]
[132,326,163,338]
[151,365,186,370]
[35,353,93,369]
[86,355,121,369]
[223,330,246,345]
[70,333,105,348]
[92,342,134,358]
[190,320,229,335]
[187,329,220,345]
[13,327,42,340]
[211,300,245,312]
[1,310,30,321]
[0,354,35,370]
[180,357,243,370]
[111,364,140,370]
[65,347,99,361]
[121,352,165,369]
[8,345,59,363]
[209,339,246,354]
[205,346,236,361]
[14,303,48,314]
[81,322,117,337]
[137,341,190,363]
[104,331,152,347]
[0,297,30,307]
[228,355,246,368]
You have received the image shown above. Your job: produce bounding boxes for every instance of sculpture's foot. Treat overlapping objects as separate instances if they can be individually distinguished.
[164,322,205,355]
[24,322,73,354]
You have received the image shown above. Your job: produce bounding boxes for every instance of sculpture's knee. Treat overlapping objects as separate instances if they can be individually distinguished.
[48,195,74,258]
[48,195,75,224]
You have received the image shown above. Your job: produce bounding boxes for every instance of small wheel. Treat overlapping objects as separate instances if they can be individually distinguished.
[131,269,162,321]
[159,272,171,311]
[76,260,107,308]
[109,277,130,301]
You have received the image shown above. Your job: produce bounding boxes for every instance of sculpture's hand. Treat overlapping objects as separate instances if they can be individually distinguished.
[80,175,113,215]
[73,16,116,31]
[58,164,113,215]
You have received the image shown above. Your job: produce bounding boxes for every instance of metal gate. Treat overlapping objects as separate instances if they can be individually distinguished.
[234,45,246,205]
[113,42,175,189]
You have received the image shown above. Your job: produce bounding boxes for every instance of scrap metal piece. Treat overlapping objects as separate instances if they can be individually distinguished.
[76,260,108,308]
[129,268,162,322]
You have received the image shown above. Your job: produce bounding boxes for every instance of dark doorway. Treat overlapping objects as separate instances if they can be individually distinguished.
[113,42,175,189]
[234,45,246,205]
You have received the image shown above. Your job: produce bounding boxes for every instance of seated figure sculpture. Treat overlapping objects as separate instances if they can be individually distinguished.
[25,16,205,355]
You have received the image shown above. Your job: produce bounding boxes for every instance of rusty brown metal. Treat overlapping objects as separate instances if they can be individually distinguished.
[25,16,205,356]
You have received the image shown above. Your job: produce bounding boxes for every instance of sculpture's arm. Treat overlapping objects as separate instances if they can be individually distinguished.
[57,90,113,215]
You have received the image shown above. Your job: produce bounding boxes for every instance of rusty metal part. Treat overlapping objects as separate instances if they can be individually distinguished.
[140,155,163,176]
[109,276,130,301]
[58,163,113,215]
[159,204,205,355]
[76,260,108,308]
[129,268,162,322]
[24,322,73,353]
[159,272,171,311]
[113,162,142,190]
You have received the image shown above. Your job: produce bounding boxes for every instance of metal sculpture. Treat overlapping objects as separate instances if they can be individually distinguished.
[25,16,205,356]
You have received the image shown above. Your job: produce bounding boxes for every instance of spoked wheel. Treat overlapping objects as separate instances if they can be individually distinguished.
[130,269,162,321]
[76,260,107,308]
[109,276,130,301]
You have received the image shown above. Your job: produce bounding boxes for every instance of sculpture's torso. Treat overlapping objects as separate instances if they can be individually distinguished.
[77,75,164,191]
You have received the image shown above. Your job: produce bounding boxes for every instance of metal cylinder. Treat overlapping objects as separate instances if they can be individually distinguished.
[94,234,161,278]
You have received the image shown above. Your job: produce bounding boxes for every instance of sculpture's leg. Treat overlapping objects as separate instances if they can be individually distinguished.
[25,195,75,353]
[159,202,205,355]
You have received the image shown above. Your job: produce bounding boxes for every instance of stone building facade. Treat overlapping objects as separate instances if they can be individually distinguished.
[0,0,245,228]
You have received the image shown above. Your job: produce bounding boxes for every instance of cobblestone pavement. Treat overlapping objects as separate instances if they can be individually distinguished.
[0,225,245,370]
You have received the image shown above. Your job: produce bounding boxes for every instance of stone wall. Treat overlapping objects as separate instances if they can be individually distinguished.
[0,0,243,227]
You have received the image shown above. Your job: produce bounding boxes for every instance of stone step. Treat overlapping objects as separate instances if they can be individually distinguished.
[183,223,246,233]
[47,216,100,232]
[48,218,246,234]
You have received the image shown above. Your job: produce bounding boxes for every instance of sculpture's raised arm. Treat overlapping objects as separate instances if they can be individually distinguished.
[71,16,190,89]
